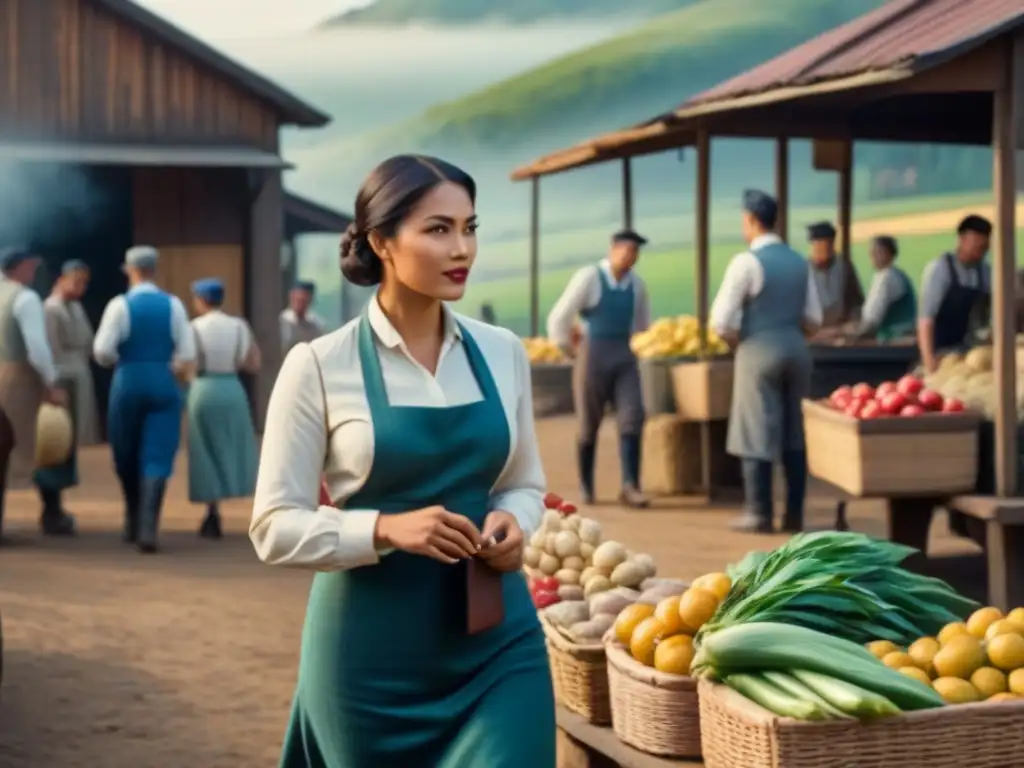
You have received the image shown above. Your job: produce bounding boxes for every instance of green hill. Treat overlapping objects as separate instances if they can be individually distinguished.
[360,0,888,153]
[319,0,693,26]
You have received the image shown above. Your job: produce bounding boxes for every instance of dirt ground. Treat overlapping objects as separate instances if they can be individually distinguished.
[850,202,1024,242]
[0,416,980,767]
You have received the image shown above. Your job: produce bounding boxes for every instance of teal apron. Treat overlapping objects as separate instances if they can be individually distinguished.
[875,268,917,342]
[280,314,555,768]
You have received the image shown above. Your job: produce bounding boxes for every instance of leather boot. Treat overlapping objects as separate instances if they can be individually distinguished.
[577,442,596,504]
[137,477,167,554]
[732,459,774,533]
[618,434,649,509]
[38,488,76,536]
[121,476,141,544]
[780,450,807,533]
[199,502,222,539]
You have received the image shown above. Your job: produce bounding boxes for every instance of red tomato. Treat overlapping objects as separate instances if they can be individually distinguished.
[558,501,577,515]
[543,492,563,509]
[851,383,875,401]
[875,381,897,399]
[534,576,559,593]
[942,398,965,413]
[900,404,925,417]
[917,389,944,411]
[860,401,884,419]
[897,375,924,397]
[830,386,853,408]
[879,392,907,415]
[533,590,561,609]
[845,398,868,418]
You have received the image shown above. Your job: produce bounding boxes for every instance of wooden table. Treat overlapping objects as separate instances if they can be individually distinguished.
[556,708,702,768]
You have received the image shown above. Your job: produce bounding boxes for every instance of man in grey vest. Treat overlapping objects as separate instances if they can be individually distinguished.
[0,247,72,542]
[709,191,823,534]
[547,229,652,508]
[279,280,325,356]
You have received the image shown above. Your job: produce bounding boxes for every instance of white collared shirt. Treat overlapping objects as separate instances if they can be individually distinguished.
[546,259,651,348]
[92,282,196,367]
[860,266,909,330]
[0,277,58,386]
[250,297,546,571]
[709,234,824,334]
[191,310,254,374]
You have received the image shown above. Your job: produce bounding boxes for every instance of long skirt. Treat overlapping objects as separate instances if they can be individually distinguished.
[187,374,257,502]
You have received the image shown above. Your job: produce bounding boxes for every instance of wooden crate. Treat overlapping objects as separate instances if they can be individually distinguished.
[802,399,980,497]
[671,359,734,421]
[639,357,689,415]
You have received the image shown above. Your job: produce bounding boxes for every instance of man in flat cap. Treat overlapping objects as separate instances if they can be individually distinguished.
[33,260,100,527]
[806,221,864,333]
[917,214,992,374]
[850,236,917,341]
[0,247,72,541]
[280,280,325,356]
[547,228,652,508]
[710,190,823,533]
[93,245,196,553]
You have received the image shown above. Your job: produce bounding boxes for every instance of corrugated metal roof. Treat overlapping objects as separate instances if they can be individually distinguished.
[284,193,352,234]
[684,0,1023,109]
[0,141,292,169]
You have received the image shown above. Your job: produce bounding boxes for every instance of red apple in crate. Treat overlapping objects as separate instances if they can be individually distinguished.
[557,501,577,516]
[901,404,925,417]
[897,375,924,398]
[860,401,884,419]
[533,590,561,609]
[543,492,563,509]
[917,389,944,411]
[851,383,875,400]
[845,398,868,418]
[532,576,559,595]
[876,381,897,399]
[830,385,853,409]
[879,392,907,415]
[942,398,965,413]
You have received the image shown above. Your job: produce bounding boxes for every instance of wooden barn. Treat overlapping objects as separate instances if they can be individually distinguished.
[0,0,337,431]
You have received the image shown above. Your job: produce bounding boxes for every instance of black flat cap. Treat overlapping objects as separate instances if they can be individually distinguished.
[807,221,837,240]
[742,189,778,228]
[611,229,648,246]
[957,214,992,236]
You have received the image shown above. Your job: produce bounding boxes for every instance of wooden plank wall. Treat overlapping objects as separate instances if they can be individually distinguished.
[0,0,278,147]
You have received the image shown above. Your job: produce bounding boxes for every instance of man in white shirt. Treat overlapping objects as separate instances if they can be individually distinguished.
[851,236,917,341]
[93,245,196,553]
[280,280,325,356]
[709,190,823,534]
[547,229,652,508]
[0,247,71,541]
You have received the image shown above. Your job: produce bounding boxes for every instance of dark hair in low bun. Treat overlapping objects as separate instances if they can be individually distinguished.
[339,154,476,287]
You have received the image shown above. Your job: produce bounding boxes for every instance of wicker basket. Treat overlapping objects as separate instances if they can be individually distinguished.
[802,399,980,496]
[541,615,611,725]
[671,358,734,421]
[699,678,1024,768]
[606,640,701,758]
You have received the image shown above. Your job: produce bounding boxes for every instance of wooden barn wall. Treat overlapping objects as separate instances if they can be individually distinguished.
[0,0,278,147]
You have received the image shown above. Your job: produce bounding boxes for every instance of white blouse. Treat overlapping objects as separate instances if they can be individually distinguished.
[191,310,253,374]
[250,297,546,572]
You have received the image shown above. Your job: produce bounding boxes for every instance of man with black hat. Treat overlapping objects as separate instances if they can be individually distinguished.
[547,229,652,508]
[93,245,196,553]
[917,214,992,373]
[806,221,864,331]
[851,236,917,341]
[280,280,325,356]
[0,247,71,541]
[710,191,823,533]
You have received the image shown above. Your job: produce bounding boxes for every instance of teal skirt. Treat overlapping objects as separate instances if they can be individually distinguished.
[186,374,257,503]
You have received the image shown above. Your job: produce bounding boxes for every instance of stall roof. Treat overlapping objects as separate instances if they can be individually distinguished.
[284,193,353,235]
[511,0,1024,180]
[0,140,293,168]
[94,0,330,128]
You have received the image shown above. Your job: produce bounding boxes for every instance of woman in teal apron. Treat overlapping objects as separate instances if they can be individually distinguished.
[252,155,555,767]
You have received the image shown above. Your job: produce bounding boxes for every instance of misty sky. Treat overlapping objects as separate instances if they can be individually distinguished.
[135,0,372,38]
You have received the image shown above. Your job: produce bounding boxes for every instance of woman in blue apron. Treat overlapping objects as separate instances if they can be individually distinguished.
[187,278,260,538]
[250,155,554,768]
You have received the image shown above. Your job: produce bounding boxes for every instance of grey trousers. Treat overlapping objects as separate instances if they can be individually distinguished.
[573,338,645,443]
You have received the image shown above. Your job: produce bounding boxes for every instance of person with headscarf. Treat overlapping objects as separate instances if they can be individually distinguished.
[93,245,196,553]
[710,190,823,534]
[0,247,71,541]
[805,221,864,332]
[546,229,652,508]
[850,235,917,341]
[917,214,992,373]
[279,280,325,356]
[187,277,260,538]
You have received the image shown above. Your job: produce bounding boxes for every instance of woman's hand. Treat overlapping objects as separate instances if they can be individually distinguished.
[374,506,482,564]
[476,510,523,573]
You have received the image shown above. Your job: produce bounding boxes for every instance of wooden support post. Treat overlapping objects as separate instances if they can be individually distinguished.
[248,168,284,432]
[621,157,634,229]
[695,131,711,352]
[529,176,541,338]
[837,141,853,261]
[991,36,1022,497]
[775,138,789,242]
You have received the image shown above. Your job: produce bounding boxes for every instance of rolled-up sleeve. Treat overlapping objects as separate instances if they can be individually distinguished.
[488,336,545,537]
[546,267,597,348]
[919,260,949,319]
[250,344,382,571]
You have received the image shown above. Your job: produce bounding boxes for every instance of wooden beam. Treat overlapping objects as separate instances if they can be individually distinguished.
[248,168,284,431]
[992,36,1022,497]
[837,141,854,261]
[529,176,541,337]
[775,138,789,242]
[695,131,711,351]
[621,157,634,229]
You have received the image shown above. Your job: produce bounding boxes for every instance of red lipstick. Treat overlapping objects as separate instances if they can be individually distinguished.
[444,268,469,284]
